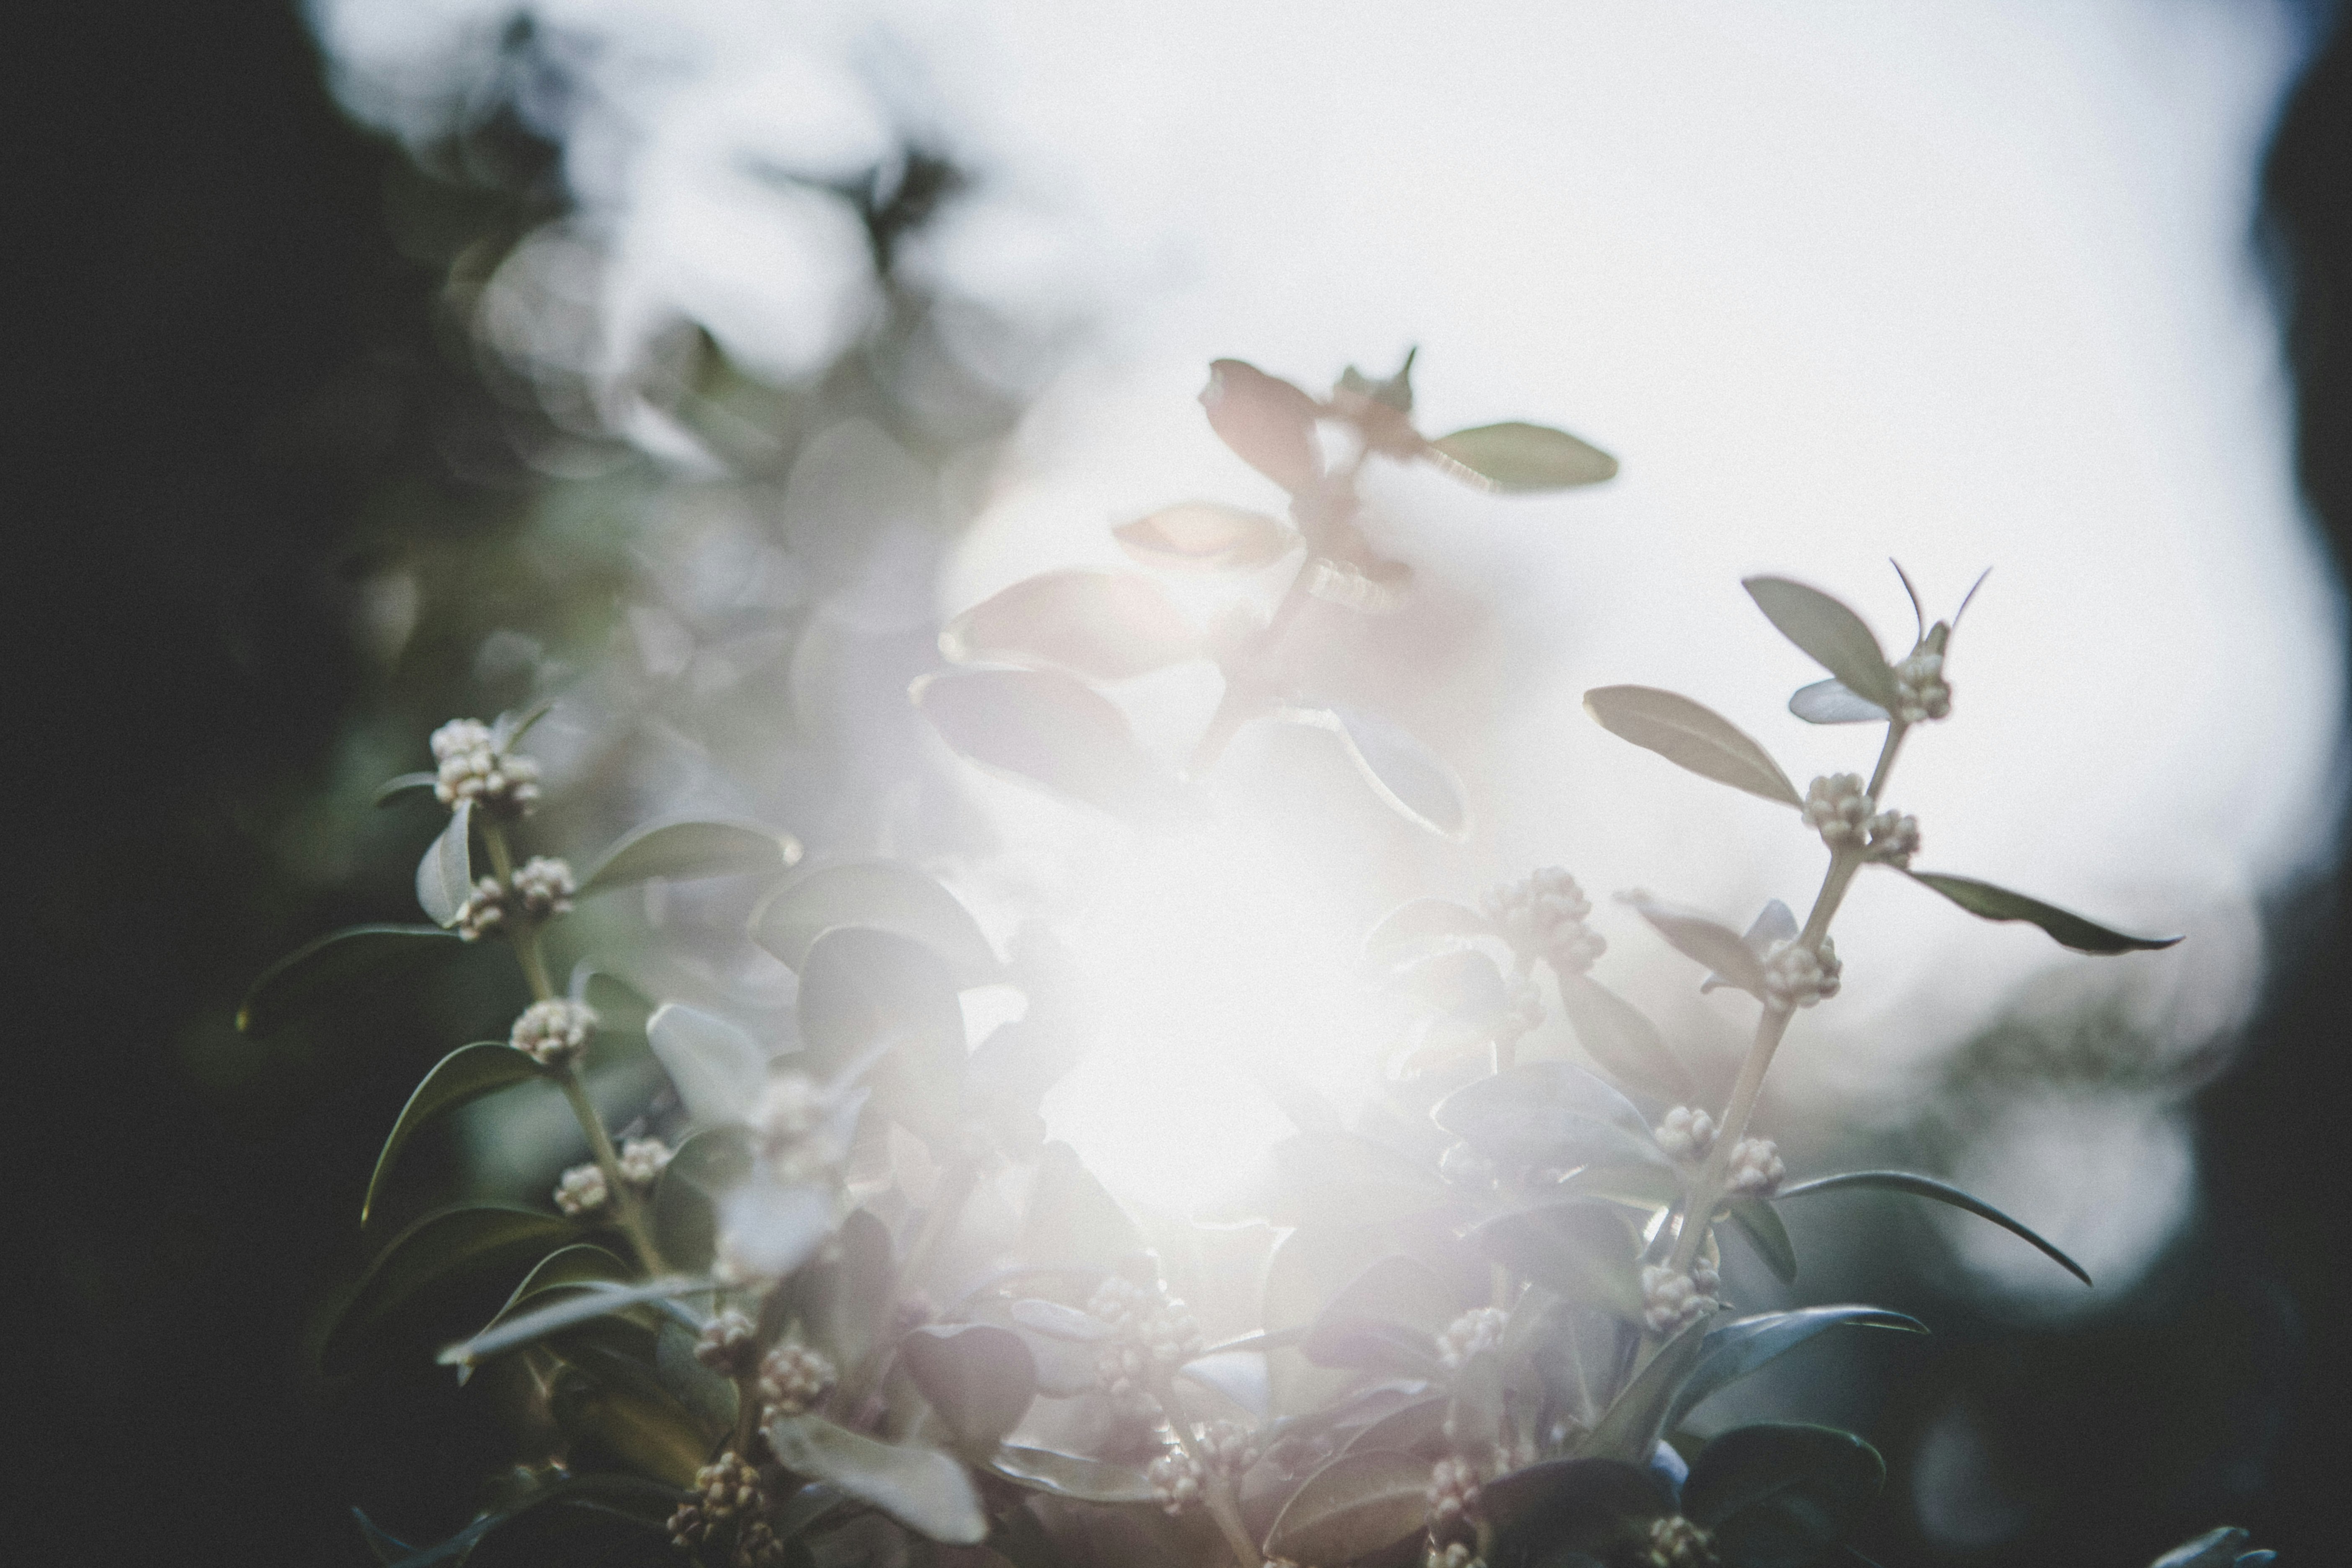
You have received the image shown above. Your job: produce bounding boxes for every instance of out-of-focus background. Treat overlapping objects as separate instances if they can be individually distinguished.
[15,0,2352,1563]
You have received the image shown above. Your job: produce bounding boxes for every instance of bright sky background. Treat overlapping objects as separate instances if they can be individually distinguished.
[315,0,2343,1302]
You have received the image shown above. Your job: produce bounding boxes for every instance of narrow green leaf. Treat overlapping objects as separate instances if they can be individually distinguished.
[415,798,474,928]
[1113,502,1298,572]
[655,1315,740,1433]
[764,1413,987,1544]
[1363,897,1495,969]
[1742,578,1903,712]
[1723,1197,1799,1285]
[987,1447,1158,1504]
[1264,1448,1433,1564]
[1583,686,1801,808]
[237,924,466,1037]
[748,860,999,986]
[1577,1317,1711,1462]
[1788,679,1888,725]
[2151,1527,2256,1568]
[440,1275,717,1369]
[362,1043,545,1224]
[493,696,557,752]
[1427,421,1619,491]
[1558,976,1696,1103]
[581,818,800,894]
[1776,1170,2092,1284]
[322,1203,580,1373]
[1667,1308,1926,1431]
[901,1324,1038,1447]
[1905,871,2182,955]
[912,666,1176,822]
[941,569,1205,680]
[351,1509,413,1565]
[374,772,440,807]
[1625,897,1769,997]
[1286,705,1471,839]
[1683,1423,1884,1565]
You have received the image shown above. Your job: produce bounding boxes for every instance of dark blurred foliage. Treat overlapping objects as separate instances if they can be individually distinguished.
[10,2,2352,1564]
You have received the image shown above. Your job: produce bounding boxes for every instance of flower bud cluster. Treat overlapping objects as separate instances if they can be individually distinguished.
[1197,1419,1253,1477]
[668,1452,763,1552]
[1426,1544,1485,1568]
[1761,939,1841,1010]
[512,856,575,917]
[1863,811,1920,868]
[1089,1262,1204,1419]
[1147,1447,1205,1514]
[1725,1137,1785,1199]
[618,1136,672,1188]
[1655,1106,1718,1163]
[1646,1515,1720,1568]
[1640,1263,1721,1336]
[734,1519,789,1568]
[1501,979,1545,1039]
[511,998,596,1067]
[454,877,508,941]
[1482,868,1607,976]
[1436,1306,1506,1371]
[430,718,542,818]
[757,1342,836,1419]
[694,1310,762,1379]
[1802,774,1874,850]
[553,1163,607,1216]
[1894,649,1952,724]
[1426,1455,1483,1539]
[753,1073,844,1186]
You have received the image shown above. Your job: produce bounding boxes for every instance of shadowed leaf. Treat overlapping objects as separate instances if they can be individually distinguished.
[1428,422,1618,491]
[650,1126,753,1273]
[1776,1171,2091,1284]
[749,860,998,986]
[1584,687,1801,808]
[1625,897,1769,997]
[1264,1448,1433,1564]
[1484,1458,1671,1558]
[1201,358,1323,491]
[799,927,966,1145]
[1302,1256,1457,1376]
[943,570,1205,680]
[1114,502,1298,571]
[1668,1308,1926,1430]
[913,666,1175,821]
[765,1414,987,1544]
[1788,678,1888,725]
[238,924,467,1036]
[1684,1423,1884,1567]
[440,1275,717,1369]
[902,1324,1037,1446]
[415,799,474,928]
[1558,976,1695,1103]
[1468,1202,1643,1318]
[1580,1318,1712,1462]
[362,1044,544,1225]
[1723,1197,1799,1285]
[581,819,800,894]
[322,1204,579,1374]
[1742,578,1902,712]
[1906,871,2182,955]
[988,1447,1158,1504]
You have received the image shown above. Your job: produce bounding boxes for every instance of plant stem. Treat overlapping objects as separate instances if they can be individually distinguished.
[481,822,557,1002]
[560,1067,666,1273]
[1164,1382,1263,1568]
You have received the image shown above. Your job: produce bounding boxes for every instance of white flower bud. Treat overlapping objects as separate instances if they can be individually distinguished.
[1863,810,1920,868]
[511,856,575,917]
[1436,1306,1507,1371]
[618,1136,672,1188]
[1425,1456,1483,1537]
[1761,938,1841,1010]
[1894,649,1952,724]
[1148,1447,1207,1514]
[1725,1136,1786,1199]
[1645,1514,1720,1568]
[1640,1265,1718,1336]
[757,1342,836,1418]
[1802,774,1873,850]
[1482,867,1607,975]
[1655,1105,1718,1163]
[693,1309,760,1377]
[1426,1545,1485,1568]
[454,876,508,941]
[511,998,597,1067]
[553,1162,608,1216]
[753,1073,843,1184]
[428,716,542,817]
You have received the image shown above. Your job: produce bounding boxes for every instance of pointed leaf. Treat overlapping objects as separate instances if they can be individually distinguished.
[750,861,997,986]
[1667,1308,1926,1431]
[374,772,441,807]
[1468,1202,1643,1318]
[799,927,966,1145]
[912,666,1175,821]
[1114,501,1297,571]
[1264,1448,1433,1564]
[322,1204,580,1373]
[1364,897,1495,969]
[1788,679,1888,725]
[1558,976,1696,1103]
[650,1126,754,1272]
[1427,421,1618,491]
[1286,704,1470,839]
[1905,872,2182,955]
[1723,1198,1799,1285]
[549,1347,708,1485]
[1626,897,1769,997]
[765,1413,987,1544]
[1583,687,1801,808]
[1436,1060,1667,1173]
[238,924,467,1036]
[581,819,800,894]
[902,1324,1037,1446]
[439,1275,717,1369]
[415,799,474,928]
[1201,358,1323,491]
[942,570,1205,680]
[1776,1171,2091,1284]
[1577,1317,1712,1462]
[1684,1423,1884,1566]
[493,696,557,751]
[1302,1256,1457,1375]
[646,1003,769,1127]
[1700,903,1797,995]
[1742,578,1902,712]
[2151,1528,2255,1568]
[987,1447,1158,1504]
[1483,1459,1671,1558]
[362,1044,545,1224]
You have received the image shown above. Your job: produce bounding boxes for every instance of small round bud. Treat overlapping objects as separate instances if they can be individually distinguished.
[735,1519,789,1568]
[1197,1419,1254,1477]
[757,1342,836,1418]
[1761,938,1841,1010]
[454,876,508,941]
[553,1162,608,1217]
[1501,978,1545,1037]
[1894,650,1952,724]
[1863,810,1920,868]
[618,1136,672,1188]
[512,855,575,918]
[429,717,542,818]
[1436,1306,1507,1371]
[511,998,597,1067]
[694,1309,761,1378]
[1801,774,1873,851]
[1147,1447,1206,1515]
[1646,1514,1720,1568]
[1426,1544,1485,1568]
[1655,1106,1718,1163]
[1482,868,1607,976]
[1425,1455,1483,1538]
[1640,1265,1718,1336]
[1725,1136,1785,1199]
[753,1073,842,1183]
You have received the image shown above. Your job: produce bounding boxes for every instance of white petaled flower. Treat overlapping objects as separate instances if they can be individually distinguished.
[693,1309,760,1378]
[1655,1106,1718,1163]
[1425,1456,1483,1537]
[453,877,508,941]
[1482,867,1607,976]
[428,716,542,818]
[1725,1137,1786,1199]
[1646,1514,1720,1568]
[757,1342,836,1418]
[1436,1306,1507,1370]
[512,856,575,917]
[553,1162,608,1216]
[618,1136,671,1188]
[1863,810,1920,868]
[511,998,597,1067]
[1801,774,1873,850]
[1640,1265,1718,1336]
[1147,1447,1207,1515]
[1761,938,1841,1010]
[1894,649,1952,724]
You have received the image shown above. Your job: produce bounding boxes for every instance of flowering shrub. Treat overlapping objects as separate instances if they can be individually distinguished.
[243,358,2265,1568]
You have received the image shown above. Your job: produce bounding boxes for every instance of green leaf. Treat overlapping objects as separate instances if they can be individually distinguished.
[1578,1318,1712,1462]
[1301,1256,1456,1376]
[799,927,967,1145]
[1468,1202,1643,1318]
[807,1207,897,1368]
[1723,1197,1799,1285]
[1775,1170,2092,1284]
[1583,687,1801,808]
[362,1043,545,1224]
[1558,976,1696,1103]
[1483,1458,1669,1558]
[493,697,557,752]
[1264,1448,1433,1564]
[1427,421,1619,491]
[764,1414,987,1544]
[1285,705,1470,839]
[987,1446,1159,1504]
[912,666,1176,822]
[1434,1060,1667,1173]
[900,1324,1038,1447]
[1362,897,1494,969]
[415,799,475,928]
[238,923,467,1037]
[650,1126,753,1273]
[653,1315,740,1434]
[2151,1527,2256,1568]
[1624,897,1768,997]
[1741,578,1902,713]
[748,860,999,987]
[645,1003,769,1127]
[1667,1308,1926,1431]
[440,1275,716,1370]
[322,1203,580,1374]
[1787,679,1888,725]
[373,772,440,807]
[1113,502,1297,572]
[1201,358,1323,491]
[941,569,1205,681]
[1684,1424,1884,1568]
[1904,871,2182,955]
[1340,1393,1451,1458]
[580,818,802,894]
[548,1351,709,1486]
